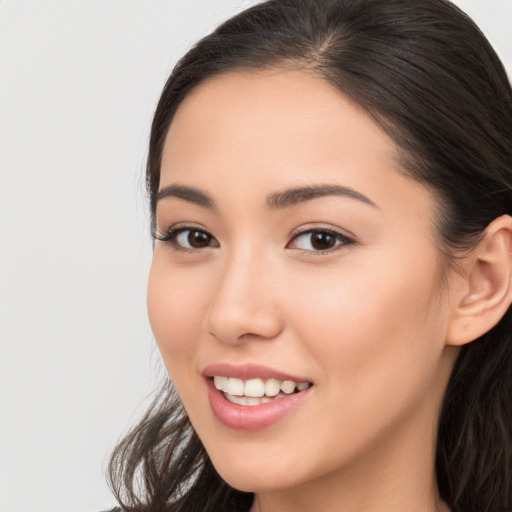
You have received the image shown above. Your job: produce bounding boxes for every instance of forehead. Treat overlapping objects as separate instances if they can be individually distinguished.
[165,69,397,168]
[160,69,433,225]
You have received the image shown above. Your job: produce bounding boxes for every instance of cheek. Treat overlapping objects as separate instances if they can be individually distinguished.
[147,255,210,369]
[146,256,218,424]
[285,250,448,404]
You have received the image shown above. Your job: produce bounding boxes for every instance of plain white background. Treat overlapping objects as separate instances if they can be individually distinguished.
[0,1,511,511]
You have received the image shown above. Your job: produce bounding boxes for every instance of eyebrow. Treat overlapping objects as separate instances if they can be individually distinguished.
[156,183,378,210]
[157,184,216,209]
[267,184,378,209]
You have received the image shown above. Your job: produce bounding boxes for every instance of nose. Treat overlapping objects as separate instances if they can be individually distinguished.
[204,249,284,345]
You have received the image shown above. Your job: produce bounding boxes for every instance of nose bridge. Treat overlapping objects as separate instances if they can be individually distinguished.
[205,243,282,344]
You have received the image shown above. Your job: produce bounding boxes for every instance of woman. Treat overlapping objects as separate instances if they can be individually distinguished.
[108,0,512,511]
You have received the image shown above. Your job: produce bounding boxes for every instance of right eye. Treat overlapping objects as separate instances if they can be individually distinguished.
[154,227,219,250]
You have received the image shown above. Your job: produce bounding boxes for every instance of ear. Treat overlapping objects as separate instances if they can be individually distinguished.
[446,215,512,346]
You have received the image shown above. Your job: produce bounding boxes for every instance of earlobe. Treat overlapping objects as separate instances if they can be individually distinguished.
[446,215,512,346]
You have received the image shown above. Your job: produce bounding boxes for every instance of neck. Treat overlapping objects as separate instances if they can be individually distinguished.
[251,495,450,512]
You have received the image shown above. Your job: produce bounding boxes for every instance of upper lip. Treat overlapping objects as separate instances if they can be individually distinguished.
[202,363,311,382]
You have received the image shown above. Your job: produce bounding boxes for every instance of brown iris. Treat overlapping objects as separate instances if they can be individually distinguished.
[310,231,337,250]
[188,230,214,248]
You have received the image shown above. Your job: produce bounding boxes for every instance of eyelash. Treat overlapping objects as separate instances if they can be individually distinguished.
[153,226,219,252]
[153,226,355,253]
[287,228,355,253]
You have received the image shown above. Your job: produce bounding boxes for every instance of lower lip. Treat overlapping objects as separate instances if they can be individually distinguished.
[206,379,312,431]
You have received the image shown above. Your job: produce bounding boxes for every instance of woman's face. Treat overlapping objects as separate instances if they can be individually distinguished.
[148,70,459,495]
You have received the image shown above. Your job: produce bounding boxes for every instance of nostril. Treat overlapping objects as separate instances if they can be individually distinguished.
[204,303,284,345]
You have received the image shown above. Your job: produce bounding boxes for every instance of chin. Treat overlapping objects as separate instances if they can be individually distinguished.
[206,449,312,494]
[216,469,295,494]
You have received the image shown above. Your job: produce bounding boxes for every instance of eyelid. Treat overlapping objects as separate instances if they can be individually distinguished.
[153,221,207,240]
[153,223,219,251]
[289,222,356,241]
[287,225,356,253]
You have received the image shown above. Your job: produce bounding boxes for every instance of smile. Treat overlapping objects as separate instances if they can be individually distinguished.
[204,366,314,431]
[213,376,311,406]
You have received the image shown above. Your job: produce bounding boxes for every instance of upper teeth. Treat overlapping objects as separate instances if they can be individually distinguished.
[213,376,310,397]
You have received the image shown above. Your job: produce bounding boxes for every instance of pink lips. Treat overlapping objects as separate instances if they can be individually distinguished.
[202,363,308,382]
[203,363,312,432]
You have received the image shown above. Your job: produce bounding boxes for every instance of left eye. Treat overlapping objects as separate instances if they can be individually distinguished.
[288,230,352,252]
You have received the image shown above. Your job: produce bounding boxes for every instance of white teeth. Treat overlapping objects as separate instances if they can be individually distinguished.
[226,395,249,406]
[264,378,281,397]
[244,378,265,397]
[225,377,244,396]
[226,395,266,406]
[280,380,296,394]
[213,375,311,401]
[214,375,228,391]
[225,392,295,405]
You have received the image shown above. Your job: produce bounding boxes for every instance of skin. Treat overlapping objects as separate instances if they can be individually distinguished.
[147,69,463,512]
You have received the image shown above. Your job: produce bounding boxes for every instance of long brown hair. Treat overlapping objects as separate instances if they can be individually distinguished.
[108,1,512,511]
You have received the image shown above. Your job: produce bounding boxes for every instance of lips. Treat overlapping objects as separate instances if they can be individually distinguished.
[203,364,313,431]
